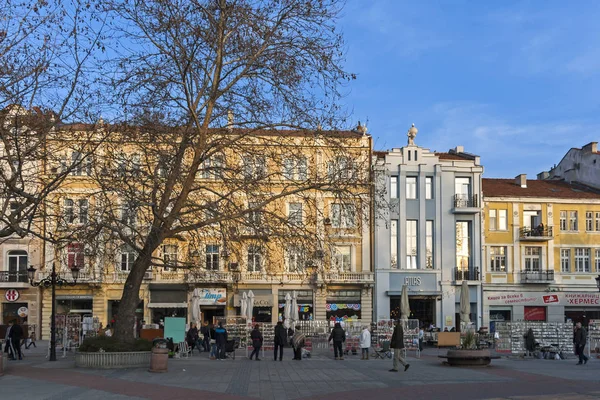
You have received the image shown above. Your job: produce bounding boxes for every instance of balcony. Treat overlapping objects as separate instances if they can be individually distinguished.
[521,270,554,283]
[324,272,375,283]
[519,226,554,241]
[0,271,30,287]
[452,194,480,213]
[454,267,480,281]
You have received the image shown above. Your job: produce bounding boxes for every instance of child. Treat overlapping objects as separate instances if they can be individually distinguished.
[25,332,36,349]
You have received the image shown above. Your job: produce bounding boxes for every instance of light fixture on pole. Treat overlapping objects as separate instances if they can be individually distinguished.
[27,263,80,361]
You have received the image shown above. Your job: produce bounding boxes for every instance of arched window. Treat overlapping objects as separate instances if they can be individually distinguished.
[7,250,28,282]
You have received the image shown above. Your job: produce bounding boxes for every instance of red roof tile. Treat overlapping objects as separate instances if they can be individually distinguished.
[482,178,600,199]
[435,152,468,160]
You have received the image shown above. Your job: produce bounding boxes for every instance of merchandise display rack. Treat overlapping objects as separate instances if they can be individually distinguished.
[495,322,573,354]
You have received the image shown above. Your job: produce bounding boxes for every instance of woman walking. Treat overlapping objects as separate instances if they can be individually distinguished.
[249,325,263,361]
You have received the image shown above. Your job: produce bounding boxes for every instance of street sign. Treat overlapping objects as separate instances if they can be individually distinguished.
[5,289,20,302]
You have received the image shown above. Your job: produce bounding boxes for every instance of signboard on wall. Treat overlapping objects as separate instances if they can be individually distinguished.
[5,289,19,302]
[193,288,227,305]
[524,306,546,321]
[486,291,600,307]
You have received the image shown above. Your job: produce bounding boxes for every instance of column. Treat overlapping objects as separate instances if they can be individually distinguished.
[314,287,327,321]
[361,286,373,323]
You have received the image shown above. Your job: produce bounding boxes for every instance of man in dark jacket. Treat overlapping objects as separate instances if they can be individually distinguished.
[389,320,410,372]
[200,321,210,352]
[574,322,589,365]
[8,320,24,360]
[249,325,263,361]
[274,321,287,361]
[328,322,346,360]
[214,322,228,360]
[186,323,200,354]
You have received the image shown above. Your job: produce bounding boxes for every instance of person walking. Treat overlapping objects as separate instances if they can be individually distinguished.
[201,321,210,352]
[418,326,424,352]
[359,326,371,360]
[389,320,410,372]
[187,323,200,354]
[274,321,287,361]
[328,322,346,360]
[574,322,589,365]
[25,332,36,349]
[8,320,23,361]
[214,322,227,360]
[249,325,263,361]
[208,323,217,360]
[291,325,305,360]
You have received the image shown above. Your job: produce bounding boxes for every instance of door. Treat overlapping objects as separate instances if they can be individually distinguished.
[455,178,471,196]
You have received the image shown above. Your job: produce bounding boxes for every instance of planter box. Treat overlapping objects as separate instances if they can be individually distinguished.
[75,351,152,369]
[444,349,494,366]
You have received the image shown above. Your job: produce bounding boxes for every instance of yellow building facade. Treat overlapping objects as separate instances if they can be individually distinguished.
[17,123,375,339]
[482,175,600,327]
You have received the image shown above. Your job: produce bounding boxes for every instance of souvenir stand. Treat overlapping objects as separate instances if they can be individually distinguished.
[82,315,100,340]
[494,321,573,355]
[215,316,248,356]
[588,320,600,355]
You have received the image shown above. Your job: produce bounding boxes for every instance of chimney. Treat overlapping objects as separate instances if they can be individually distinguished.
[582,142,598,153]
[537,171,549,180]
[454,146,464,153]
[227,110,234,132]
[515,174,527,188]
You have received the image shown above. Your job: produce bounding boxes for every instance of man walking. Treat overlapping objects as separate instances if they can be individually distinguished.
[201,321,210,352]
[8,320,23,360]
[389,320,410,372]
[274,321,287,361]
[214,322,228,360]
[574,322,589,365]
[328,322,346,360]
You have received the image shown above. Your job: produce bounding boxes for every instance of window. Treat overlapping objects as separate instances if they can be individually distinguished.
[490,247,506,272]
[524,247,541,272]
[64,199,74,223]
[201,155,224,179]
[560,211,567,231]
[455,177,471,196]
[162,244,178,270]
[67,243,84,269]
[7,250,28,282]
[288,203,303,226]
[406,177,417,199]
[390,177,398,199]
[390,220,398,268]
[131,153,141,175]
[286,246,305,272]
[456,221,471,270]
[327,156,354,180]
[332,246,351,271]
[406,220,417,269]
[78,199,88,224]
[157,154,168,178]
[596,249,600,272]
[204,209,219,226]
[498,210,508,231]
[569,211,578,231]
[205,245,220,271]
[596,212,600,231]
[9,201,19,218]
[121,201,136,225]
[560,249,570,273]
[575,248,590,273]
[426,220,433,269]
[120,245,136,272]
[247,202,262,231]
[283,157,307,180]
[586,212,594,231]
[425,177,433,199]
[489,210,497,231]
[331,203,356,228]
[247,245,262,272]
[71,151,92,176]
[242,156,266,179]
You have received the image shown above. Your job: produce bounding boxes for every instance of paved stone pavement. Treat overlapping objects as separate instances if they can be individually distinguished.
[2,342,600,399]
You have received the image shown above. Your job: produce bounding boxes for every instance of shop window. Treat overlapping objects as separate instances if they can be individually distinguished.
[326,290,361,322]
[2,302,28,324]
[524,306,546,322]
[7,250,28,282]
[489,309,511,322]
[278,290,313,321]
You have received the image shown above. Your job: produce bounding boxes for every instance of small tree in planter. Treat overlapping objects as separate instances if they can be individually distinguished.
[445,329,493,367]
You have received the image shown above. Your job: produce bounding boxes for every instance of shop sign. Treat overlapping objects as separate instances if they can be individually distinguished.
[524,306,546,321]
[194,288,227,305]
[5,289,19,302]
[404,276,421,286]
[390,273,437,291]
[486,292,600,306]
[17,307,28,317]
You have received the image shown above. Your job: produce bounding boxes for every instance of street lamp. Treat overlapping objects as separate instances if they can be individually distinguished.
[595,275,600,292]
[27,263,80,361]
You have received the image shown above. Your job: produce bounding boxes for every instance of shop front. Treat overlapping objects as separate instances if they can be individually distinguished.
[385,272,440,328]
[278,290,314,321]
[192,287,226,324]
[234,289,272,323]
[484,290,600,327]
[326,290,361,322]
[148,284,188,325]
[0,287,37,338]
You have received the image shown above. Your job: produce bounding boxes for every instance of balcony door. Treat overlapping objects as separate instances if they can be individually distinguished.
[456,221,471,271]
[455,178,471,197]
[523,211,541,230]
[8,250,28,282]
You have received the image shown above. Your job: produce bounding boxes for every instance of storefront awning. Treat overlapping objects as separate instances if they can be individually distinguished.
[147,302,188,308]
[386,290,441,297]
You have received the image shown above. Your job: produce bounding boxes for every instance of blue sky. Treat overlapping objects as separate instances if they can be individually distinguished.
[339,1,600,178]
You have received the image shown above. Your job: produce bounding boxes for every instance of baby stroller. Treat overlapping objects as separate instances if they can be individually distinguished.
[225,337,240,360]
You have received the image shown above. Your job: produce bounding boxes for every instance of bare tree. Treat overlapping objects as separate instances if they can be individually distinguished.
[87,0,369,341]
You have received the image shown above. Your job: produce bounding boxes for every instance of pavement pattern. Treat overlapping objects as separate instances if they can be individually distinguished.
[2,342,600,399]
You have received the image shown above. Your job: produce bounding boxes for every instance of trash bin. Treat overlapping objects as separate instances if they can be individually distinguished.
[149,339,168,373]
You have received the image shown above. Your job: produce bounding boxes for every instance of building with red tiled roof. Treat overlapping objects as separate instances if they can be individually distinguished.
[482,173,600,330]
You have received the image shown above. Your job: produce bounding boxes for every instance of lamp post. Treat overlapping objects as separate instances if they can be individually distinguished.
[27,263,80,361]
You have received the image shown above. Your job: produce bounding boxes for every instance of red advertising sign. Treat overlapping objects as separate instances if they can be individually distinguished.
[5,289,20,302]
[524,306,546,321]
[543,294,559,304]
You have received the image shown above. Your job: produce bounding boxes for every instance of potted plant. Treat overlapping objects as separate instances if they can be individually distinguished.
[445,329,493,366]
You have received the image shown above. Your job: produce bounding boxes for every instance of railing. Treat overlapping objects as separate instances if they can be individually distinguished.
[453,194,479,208]
[519,226,554,239]
[0,271,28,283]
[454,267,480,281]
[75,351,151,369]
[185,270,232,283]
[324,272,375,282]
[521,270,554,282]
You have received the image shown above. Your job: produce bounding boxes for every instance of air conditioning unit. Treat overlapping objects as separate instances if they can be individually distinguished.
[143,271,153,280]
